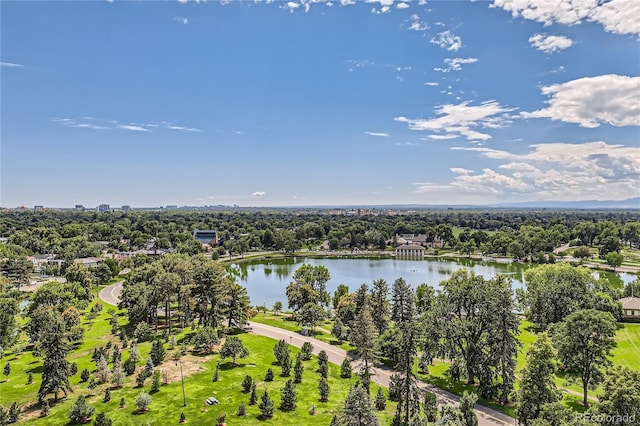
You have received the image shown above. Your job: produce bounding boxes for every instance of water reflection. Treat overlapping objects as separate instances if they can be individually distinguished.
[232,257,636,308]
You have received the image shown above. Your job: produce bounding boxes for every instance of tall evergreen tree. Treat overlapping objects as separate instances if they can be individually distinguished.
[280,379,298,411]
[349,307,378,393]
[318,377,330,402]
[224,282,250,328]
[293,353,304,384]
[38,315,72,403]
[341,385,380,426]
[258,391,274,418]
[150,339,166,365]
[340,358,352,378]
[370,279,389,335]
[317,350,329,379]
[459,392,478,426]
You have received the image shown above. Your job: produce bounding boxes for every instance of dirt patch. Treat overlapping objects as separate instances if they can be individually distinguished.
[159,354,214,384]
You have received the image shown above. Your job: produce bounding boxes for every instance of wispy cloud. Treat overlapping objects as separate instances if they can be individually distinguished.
[434,57,477,72]
[364,131,389,137]
[425,82,439,86]
[1,62,25,68]
[395,100,516,141]
[431,30,462,51]
[174,16,189,25]
[251,191,266,197]
[52,117,203,133]
[406,14,428,31]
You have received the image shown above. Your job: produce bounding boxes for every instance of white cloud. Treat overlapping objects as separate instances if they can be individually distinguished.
[434,57,477,72]
[396,2,409,9]
[252,191,266,196]
[430,30,462,51]
[117,124,149,132]
[528,33,573,53]
[522,74,640,127]
[364,131,390,137]
[395,100,516,141]
[174,16,189,25]
[1,62,25,68]
[285,1,300,12]
[492,0,640,36]
[407,14,428,31]
[415,141,640,201]
[424,134,458,140]
[425,82,439,86]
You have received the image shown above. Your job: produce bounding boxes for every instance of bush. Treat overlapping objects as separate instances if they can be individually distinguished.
[123,358,136,376]
[242,375,253,393]
[80,368,90,383]
[190,326,219,353]
[150,340,166,365]
[318,377,330,402]
[150,370,161,393]
[135,392,152,412]
[69,362,78,376]
[212,362,220,382]
[68,396,95,424]
[301,341,313,360]
[249,383,258,405]
[8,402,19,423]
[237,404,246,416]
[27,373,33,385]
[180,412,186,423]
[374,387,386,411]
[280,380,297,411]
[259,391,274,418]
[94,412,113,426]
[134,322,151,342]
[264,368,274,382]
[216,414,226,426]
[103,388,111,403]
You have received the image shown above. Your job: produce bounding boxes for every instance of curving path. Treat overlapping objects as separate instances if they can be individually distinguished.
[99,282,517,426]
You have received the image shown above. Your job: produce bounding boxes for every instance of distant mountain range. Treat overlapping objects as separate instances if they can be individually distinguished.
[487,197,640,209]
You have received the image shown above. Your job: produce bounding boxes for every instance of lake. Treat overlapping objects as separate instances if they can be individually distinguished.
[230,256,636,307]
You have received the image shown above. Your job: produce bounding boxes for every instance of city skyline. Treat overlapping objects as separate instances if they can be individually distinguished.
[2,0,639,207]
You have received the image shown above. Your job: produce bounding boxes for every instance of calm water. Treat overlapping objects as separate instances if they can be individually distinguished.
[230,257,636,307]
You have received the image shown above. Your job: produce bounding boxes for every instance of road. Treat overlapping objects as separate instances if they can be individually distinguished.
[99,281,516,426]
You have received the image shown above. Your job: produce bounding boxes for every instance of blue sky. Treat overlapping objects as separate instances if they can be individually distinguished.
[2,0,639,208]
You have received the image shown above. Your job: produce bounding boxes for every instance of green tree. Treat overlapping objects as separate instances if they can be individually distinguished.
[573,246,591,259]
[349,307,378,393]
[317,350,329,379]
[331,317,345,341]
[241,375,253,393]
[286,264,331,313]
[258,391,274,419]
[319,377,330,402]
[293,353,304,384]
[264,368,274,382]
[94,412,113,426]
[220,336,249,365]
[249,383,258,405]
[38,315,72,403]
[551,309,617,407]
[3,363,10,381]
[8,402,19,423]
[516,333,562,425]
[135,392,152,412]
[68,396,95,424]
[341,385,380,426]
[300,341,313,361]
[370,279,390,334]
[273,339,289,365]
[595,366,640,422]
[333,284,349,309]
[605,252,624,272]
[224,282,250,328]
[374,387,386,411]
[459,391,478,426]
[300,302,325,335]
[150,340,166,365]
[281,347,292,377]
[340,358,352,378]
[280,379,298,411]
[272,301,283,316]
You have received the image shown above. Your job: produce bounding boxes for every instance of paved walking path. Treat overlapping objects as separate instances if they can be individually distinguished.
[99,282,517,426]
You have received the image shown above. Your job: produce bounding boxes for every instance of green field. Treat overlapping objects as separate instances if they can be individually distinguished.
[0,304,395,425]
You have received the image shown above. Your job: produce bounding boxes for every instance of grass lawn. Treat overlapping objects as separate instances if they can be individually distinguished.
[1,303,394,425]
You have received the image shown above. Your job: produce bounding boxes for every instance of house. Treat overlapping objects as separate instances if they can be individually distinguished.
[74,257,103,268]
[193,230,219,246]
[28,254,62,272]
[620,297,640,320]
[395,244,425,257]
[395,233,445,248]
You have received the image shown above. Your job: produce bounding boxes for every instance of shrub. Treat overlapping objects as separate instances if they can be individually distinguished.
[280,380,297,411]
[135,392,152,412]
[318,377,330,402]
[237,404,246,416]
[8,402,19,423]
[27,373,33,385]
[249,383,258,405]
[212,362,220,382]
[259,391,274,418]
[94,412,113,426]
[103,388,111,403]
[150,370,162,393]
[294,353,304,384]
[68,396,95,424]
[264,368,274,382]
[241,375,253,393]
[123,358,136,376]
[134,322,151,342]
[80,368,90,383]
[216,413,226,426]
[150,340,166,365]
[340,358,352,378]
[374,387,386,411]
[180,412,186,423]
[69,362,78,376]
[119,398,125,409]
[300,341,313,360]
[190,326,219,354]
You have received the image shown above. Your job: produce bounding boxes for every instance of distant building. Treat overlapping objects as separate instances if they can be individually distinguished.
[395,244,425,257]
[75,204,85,211]
[165,205,178,210]
[34,205,44,211]
[121,205,131,212]
[395,234,444,248]
[97,204,110,213]
[74,257,103,268]
[28,254,62,272]
[193,229,219,246]
[620,297,640,320]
